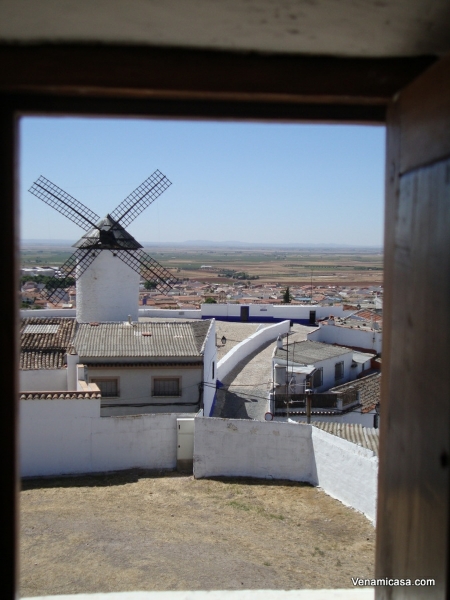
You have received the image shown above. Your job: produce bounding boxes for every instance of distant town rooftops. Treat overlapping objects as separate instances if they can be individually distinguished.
[73,320,212,358]
[20,317,76,370]
[274,339,352,364]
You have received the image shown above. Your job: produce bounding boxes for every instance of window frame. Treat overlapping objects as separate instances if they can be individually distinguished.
[90,377,120,398]
[312,367,323,388]
[152,376,181,398]
[335,361,344,382]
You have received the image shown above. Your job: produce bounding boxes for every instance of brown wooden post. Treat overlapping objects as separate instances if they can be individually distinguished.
[376,55,450,598]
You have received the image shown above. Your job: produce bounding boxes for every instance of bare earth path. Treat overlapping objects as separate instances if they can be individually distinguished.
[20,471,375,596]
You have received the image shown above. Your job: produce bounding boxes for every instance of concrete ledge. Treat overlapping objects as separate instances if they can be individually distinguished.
[23,589,375,600]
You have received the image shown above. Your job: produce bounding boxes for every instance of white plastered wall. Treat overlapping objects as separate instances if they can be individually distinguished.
[308,324,382,353]
[201,319,217,417]
[194,417,378,522]
[20,368,67,391]
[20,398,179,476]
[86,365,203,416]
[77,251,139,323]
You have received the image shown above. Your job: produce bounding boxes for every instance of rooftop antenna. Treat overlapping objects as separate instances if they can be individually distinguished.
[29,170,175,303]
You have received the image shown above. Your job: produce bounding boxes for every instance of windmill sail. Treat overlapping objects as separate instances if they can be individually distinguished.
[29,176,101,230]
[29,172,177,307]
[43,242,97,303]
[110,170,172,228]
[114,249,174,294]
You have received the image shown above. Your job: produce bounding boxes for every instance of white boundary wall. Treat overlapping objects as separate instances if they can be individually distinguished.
[139,308,202,319]
[194,417,314,481]
[217,320,290,381]
[20,398,179,477]
[308,324,382,353]
[310,426,378,522]
[194,417,378,522]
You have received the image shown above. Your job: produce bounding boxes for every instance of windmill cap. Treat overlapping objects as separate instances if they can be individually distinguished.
[73,215,143,249]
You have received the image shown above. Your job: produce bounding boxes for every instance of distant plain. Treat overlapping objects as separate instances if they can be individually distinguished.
[21,244,383,288]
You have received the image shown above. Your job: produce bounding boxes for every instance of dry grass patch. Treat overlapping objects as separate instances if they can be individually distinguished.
[21,470,374,595]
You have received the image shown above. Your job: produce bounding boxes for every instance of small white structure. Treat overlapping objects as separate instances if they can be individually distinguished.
[308,313,382,353]
[272,339,355,394]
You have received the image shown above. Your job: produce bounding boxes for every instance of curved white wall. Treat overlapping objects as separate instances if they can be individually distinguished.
[77,251,139,322]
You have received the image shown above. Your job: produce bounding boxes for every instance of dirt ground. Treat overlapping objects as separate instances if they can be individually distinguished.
[20,471,375,595]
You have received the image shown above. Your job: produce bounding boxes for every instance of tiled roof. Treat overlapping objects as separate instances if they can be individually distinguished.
[274,340,352,364]
[20,317,76,370]
[312,421,379,456]
[352,309,383,324]
[330,372,381,413]
[74,320,212,358]
[20,392,101,400]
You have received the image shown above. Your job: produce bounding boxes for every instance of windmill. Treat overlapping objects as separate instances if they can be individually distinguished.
[28,170,176,322]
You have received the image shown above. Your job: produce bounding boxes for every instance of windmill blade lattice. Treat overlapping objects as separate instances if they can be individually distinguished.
[110,170,172,228]
[43,243,98,303]
[29,176,101,231]
[114,249,174,294]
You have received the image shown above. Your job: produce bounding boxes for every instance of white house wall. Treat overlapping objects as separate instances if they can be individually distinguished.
[201,319,217,417]
[87,365,203,416]
[20,398,179,476]
[308,324,382,353]
[274,350,354,392]
[20,368,67,391]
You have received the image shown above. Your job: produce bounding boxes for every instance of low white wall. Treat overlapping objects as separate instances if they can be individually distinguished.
[272,305,349,321]
[194,417,378,522]
[217,320,290,382]
[139,308,202,319]
[311,426,378,522]
[20,368,67,391]
[20,398,179,477]
[308,324,382,353]
[194,417,314,481]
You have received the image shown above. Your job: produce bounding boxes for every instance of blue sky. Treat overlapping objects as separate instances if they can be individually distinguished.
[20,117,385,246]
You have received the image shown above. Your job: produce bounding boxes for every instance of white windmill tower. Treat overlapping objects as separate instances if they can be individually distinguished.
[28,171,174,322]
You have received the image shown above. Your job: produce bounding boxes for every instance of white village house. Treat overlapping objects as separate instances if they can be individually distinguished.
[20,317,216,416]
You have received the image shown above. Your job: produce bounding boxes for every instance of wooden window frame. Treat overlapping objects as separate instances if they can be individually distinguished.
[2,43,447,599]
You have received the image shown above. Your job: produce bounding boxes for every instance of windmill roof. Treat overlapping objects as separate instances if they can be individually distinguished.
[20,317,77,370]
[73,320,212,358]
[74,215,142,249]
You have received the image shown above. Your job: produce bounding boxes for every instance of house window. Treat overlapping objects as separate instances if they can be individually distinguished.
[335,361,344,381]
[153,377,181,397]
[91,378,119,397]
[312,368,323,388]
